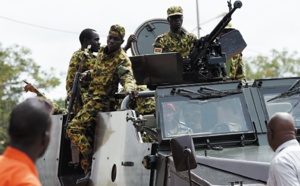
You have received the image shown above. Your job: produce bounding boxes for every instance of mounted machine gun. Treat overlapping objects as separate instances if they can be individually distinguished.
[185,0,246,82]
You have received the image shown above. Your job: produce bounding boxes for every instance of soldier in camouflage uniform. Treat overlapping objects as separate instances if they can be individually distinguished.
[66,24,137,179]
[66,28,100,114]
[153,6,197,58]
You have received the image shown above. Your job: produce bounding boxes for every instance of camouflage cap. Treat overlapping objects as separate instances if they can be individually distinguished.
[167,6,183,17]
[109,24,125,39]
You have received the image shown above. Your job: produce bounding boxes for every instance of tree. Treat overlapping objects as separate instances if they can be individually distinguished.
[53,98,66,109]
[245,49,300,80]
[0,43,61,153]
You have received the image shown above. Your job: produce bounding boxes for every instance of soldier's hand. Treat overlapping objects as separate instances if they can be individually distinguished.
[80,72,87,81]
[127,90,139,99]
[127,34,137,45]
[24,83,36,93]
[124,34,137,52]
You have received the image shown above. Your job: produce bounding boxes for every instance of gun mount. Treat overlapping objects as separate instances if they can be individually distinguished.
[187,0,244,81]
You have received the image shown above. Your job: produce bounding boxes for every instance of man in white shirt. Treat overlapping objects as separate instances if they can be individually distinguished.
[267,112,300,186]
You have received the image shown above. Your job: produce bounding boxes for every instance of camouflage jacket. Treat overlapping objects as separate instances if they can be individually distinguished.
[66,49,97,102]
[87,46,136,97]
[153,30,197,57]
[228,53,246,84]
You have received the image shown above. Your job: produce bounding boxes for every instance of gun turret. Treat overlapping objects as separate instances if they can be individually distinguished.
[187,0,242,81]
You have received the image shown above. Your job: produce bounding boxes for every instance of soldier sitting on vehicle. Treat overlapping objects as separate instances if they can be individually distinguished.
[163,103,193,137]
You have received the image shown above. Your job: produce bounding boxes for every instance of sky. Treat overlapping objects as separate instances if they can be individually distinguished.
[1,0,300,100]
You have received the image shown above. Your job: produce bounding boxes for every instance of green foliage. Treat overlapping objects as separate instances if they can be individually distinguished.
[53,98,66,109]
[0,43,61,153]
[245,49,300,80]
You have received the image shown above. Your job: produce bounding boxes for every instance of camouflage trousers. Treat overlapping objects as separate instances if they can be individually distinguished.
[66,96,112,174]
[132,97,155,115]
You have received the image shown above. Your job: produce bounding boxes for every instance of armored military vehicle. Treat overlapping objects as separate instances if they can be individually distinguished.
[36,1,300,185]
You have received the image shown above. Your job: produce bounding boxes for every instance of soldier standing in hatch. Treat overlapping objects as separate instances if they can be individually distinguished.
[66,24,137,183]
[153,6,197,58]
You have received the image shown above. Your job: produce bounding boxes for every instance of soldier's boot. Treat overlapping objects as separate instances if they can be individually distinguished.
[76,154,92,185]
[76,171,91,186]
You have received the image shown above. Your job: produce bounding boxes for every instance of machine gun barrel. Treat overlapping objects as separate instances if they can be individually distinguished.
[206,1,242,45]
[189,0,242,69]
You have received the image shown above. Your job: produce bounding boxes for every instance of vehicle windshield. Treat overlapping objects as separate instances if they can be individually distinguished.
[261,87,300,127]
[158,93,254,139]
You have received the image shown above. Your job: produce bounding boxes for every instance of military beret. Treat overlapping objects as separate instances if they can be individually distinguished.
[109,24,125,39]
[166,103,176,112]
[167,6,183,17]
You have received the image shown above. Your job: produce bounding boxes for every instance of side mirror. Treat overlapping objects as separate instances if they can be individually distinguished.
[170,135,197,172]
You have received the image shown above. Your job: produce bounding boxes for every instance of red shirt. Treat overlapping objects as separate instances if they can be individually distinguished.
[0,146,42,186]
